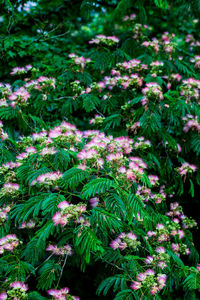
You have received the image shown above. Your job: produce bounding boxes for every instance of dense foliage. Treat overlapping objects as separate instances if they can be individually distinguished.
[0,0,200,299]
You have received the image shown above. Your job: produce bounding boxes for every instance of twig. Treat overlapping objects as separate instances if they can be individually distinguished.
[56,254,68,288]
[25,253,54,280]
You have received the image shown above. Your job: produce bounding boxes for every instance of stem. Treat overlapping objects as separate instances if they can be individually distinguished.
[25,253,54,280]
[56,254,68,288]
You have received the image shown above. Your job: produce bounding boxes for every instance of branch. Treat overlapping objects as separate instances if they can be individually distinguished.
[56,254,68,288]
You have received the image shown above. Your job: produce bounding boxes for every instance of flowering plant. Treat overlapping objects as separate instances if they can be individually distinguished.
[0,1,200,299]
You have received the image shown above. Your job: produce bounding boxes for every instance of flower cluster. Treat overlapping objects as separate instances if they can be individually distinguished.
[46,244,73,256]
[70,80,85,97]
[0,162,21,177]
[89,114,105,125]
[186,32,200,49]
[133,136,151,150]
[0,205,11,225]
[110,232,140,251]
[122,14,136,22]
[52,201,87,227]
[177,162,197,176]
[146,221,191,256]
[142,82,163,105]
[24,76,56,93]
[116,156,147,182]
[132,23,152,40]
[1,71,56,108]
[0,121,8,140]
[89,34,119,46]
[0,83,12,98]
[19,220,36,229]
[0,183,20,196]
[145,246,169,269]
[89,197,99,208]
[84,72,143,92]
[105,73,143,90]
[136,185,166,204]
[116,59,148,73]
[150,61,164,77]
[47,287,80,300]
[10,65,32,75]
[142,38,160,54]
[166,202,197,230]
[31,171,63,187]
[8,87,30,107]
[0,234,20,254]
[76,130,156,186]
[0,281,28,300]
[182,114,200,133]
[131,270,166,295]
[180,78,200,102]
[142,31,176,58]
[68,53,91,70]
[190,55,200,69]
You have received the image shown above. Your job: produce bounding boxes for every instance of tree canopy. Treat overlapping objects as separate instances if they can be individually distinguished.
[0,1,200,299]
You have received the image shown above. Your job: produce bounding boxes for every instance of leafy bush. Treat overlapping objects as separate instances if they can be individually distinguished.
[0,0,200,299]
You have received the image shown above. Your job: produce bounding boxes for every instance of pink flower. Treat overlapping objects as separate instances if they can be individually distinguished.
[147,231,156,237]
[171,243,179,252]
[157,274,167,286]
[110,239,120,250]
[130,281,141,290]
[10,281,28,291]
[157,261,167,269]
[156,224,165,230]
[118,242,127,250]
[0,293,7,300]
[52,212,64,226]
[197,264,200,271]
[127,232,137,240]
[145,256,154,264]
[145,269,155,276]
[57,201,70,209]
[89,197,99,208]
[137,273,147,281]
[155,247,165,254]
[150,285,159,295]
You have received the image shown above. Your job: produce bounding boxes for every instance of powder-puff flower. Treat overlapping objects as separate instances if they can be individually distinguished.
[0,293,7,300]
[147,231,156,237]
[10,281,28,291]
[171,243,179,252]
[130,281,141,290]
[197,264,200,271]
[157,274,167,286]
[89,197,99,208]
[145,256,154,264]
[150,284,159,295]
[127,232,137,240]
[137,273,147,281]
[157,261,167,269]
[52,212,64,226]
[57,201,70,210]
[156,224,165,230]
[145,269,155,276]
[110,239,120,250]
[155,247,165,254]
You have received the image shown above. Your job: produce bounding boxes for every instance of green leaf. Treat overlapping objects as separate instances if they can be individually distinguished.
[59,167,89,189]
[82,94,100,112]
[37,260,61,290]
[82,178,114,199]
[75,227,105,267]
[127,194,146,223]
